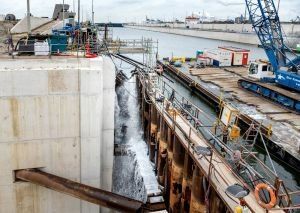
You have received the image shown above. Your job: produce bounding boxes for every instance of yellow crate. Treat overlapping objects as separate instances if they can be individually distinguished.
[171,57,186,63]
[230,125,241,140]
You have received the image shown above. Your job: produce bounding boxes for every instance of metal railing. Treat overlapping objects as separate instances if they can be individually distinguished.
[1,39,101,58]
[1,37,158,59]
[138,70,300,211]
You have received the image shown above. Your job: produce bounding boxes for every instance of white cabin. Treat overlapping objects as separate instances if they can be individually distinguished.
[248,61,274,79]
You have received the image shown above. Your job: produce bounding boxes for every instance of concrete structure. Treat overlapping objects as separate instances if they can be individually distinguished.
[127,23,300,46]
[33,20,63,35]
[134,23,300,36]
[11,17,52,34]
[52,4,76,20]
[128,25,259,45]
[0,56,115,213]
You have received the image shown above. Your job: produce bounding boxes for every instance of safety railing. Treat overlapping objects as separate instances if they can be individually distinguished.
[105,38,158,54]
[138,70,300,211]
[1,39,102,58]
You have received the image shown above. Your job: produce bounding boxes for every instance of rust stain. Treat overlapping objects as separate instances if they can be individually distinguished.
[48,70,67,92]
[10,98,19,137]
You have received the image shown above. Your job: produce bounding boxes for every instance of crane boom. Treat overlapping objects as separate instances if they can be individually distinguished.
[245,0,287,70]
[239,0,300,112]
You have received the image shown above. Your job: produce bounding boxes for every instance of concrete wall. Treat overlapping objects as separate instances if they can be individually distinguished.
[0,56,115,213]
[136,23,300,36]
[127,25,259,45]
[127,25,300,46]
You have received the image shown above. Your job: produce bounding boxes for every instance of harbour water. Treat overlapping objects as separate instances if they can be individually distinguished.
[112,27,300,204]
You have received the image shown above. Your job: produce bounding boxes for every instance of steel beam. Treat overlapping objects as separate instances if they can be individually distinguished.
[15,169,143,213]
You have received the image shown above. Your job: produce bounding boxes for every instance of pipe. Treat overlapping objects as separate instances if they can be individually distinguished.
[62,0,65,27]
[15,169,143,213]
[77,0,80,57]
[73,0,75,13]
[78,0,80,26]
[26,0,31,34]
[92,0,95,25]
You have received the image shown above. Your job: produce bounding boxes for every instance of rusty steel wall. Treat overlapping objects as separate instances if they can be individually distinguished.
[137,78,228,212]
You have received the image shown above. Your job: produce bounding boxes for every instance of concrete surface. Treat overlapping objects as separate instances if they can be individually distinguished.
[0,56,115,213]
[33,20,63,35]
[134,23,300,36]
[11,17,52,34]
[127,24,300,46]
[127,25,258,45]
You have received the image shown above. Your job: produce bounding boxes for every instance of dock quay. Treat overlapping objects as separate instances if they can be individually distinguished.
[126,24,300,48]
[136,69,300,212]
[157,60,300,172]
[1,0,300,212]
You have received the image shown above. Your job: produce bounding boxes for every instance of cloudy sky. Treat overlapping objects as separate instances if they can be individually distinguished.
[0,0,299,22]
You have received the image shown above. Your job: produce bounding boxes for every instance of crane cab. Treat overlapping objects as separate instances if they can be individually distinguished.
[248,61,274,80]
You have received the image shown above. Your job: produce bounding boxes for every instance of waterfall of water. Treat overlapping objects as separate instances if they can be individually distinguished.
[113,72,159,203]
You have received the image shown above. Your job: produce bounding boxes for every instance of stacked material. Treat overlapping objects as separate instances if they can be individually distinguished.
[196,50,212,66]
[34,41,50,56]
[204,49,232,67]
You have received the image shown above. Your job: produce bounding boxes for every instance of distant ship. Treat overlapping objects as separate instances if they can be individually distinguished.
[185,11,215,26]
[185,13,200,25]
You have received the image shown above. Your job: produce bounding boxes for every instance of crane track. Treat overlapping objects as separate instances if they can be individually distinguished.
[237,78,300,114]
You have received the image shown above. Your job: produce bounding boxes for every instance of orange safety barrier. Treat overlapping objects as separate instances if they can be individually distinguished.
[85,43,97,58]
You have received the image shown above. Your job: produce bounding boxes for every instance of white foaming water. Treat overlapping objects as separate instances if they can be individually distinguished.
[125,78,160,197]
[113,70,159,202]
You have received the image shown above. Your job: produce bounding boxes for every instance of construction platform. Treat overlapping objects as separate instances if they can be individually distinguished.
[137,71,290,212]
[157,60,300,171]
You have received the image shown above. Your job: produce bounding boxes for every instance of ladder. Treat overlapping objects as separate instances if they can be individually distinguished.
[244,121,262,148]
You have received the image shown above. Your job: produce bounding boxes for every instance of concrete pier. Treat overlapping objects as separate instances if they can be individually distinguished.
[0,56,115,213]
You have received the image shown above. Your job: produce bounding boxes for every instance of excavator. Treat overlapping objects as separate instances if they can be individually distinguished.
[238,0,300,113]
